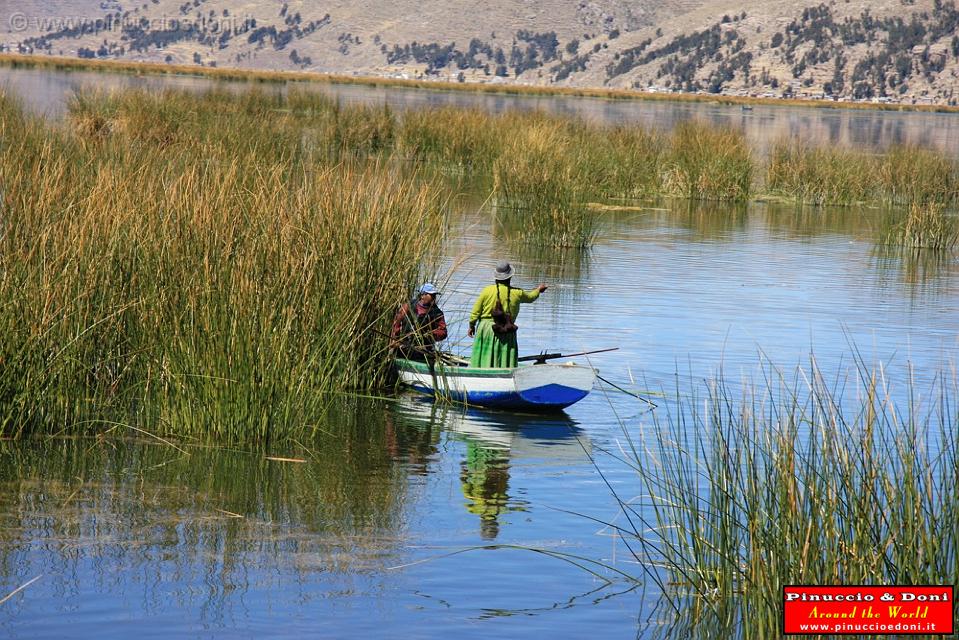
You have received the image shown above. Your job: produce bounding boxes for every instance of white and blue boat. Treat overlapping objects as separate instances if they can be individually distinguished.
[394,357,597,410]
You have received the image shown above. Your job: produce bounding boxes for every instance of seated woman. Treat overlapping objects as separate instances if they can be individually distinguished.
[390,283,447,361]
[467,261,547,368]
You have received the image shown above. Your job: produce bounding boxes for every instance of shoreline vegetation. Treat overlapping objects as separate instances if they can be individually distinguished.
[4,52,959,115]
[5,54,959,236]
[1,80,957,440]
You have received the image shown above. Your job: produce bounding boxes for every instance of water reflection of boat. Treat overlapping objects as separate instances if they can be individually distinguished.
[394,357,596,410]
[391,395,590,459]
[391,396,591,540]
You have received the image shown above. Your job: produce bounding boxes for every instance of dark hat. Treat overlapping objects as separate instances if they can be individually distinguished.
[494,261,515,281]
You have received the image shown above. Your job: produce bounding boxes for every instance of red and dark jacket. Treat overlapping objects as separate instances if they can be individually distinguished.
[390,300,447,346]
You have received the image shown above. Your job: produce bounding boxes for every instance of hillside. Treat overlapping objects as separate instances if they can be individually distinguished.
[3,0,959,104]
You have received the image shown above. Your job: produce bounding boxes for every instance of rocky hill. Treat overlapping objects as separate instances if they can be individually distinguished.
[4,0,959,104]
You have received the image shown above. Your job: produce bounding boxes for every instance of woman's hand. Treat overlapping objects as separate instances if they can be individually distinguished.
[538,283,549,293]
[467,325,475,337]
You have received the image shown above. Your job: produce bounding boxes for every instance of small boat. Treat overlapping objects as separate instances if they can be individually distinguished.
[394,356,597,411]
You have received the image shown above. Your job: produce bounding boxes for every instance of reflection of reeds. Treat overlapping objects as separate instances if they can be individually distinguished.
[616,359,958,637]
[0,399,435,576]
[667,199,748,238]
[872,243,957,288]
[0,89,445,441]
[509,244,592,285]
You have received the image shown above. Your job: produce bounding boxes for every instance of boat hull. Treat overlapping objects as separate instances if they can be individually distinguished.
[394,358,596,410]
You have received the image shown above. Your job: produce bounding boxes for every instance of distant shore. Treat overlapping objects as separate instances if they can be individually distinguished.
[3,52,959,115]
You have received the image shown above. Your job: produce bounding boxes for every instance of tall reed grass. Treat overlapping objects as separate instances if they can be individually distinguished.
[490,117,748,246]
[585,126,665,200]
[43,77,959,250]
[617,360,958,637]
[396,107,504,171]
[767,140,959,206]
[492,121,597,248]
[765,142,872,206]
[880,202,959,250]
[662,122,753,202]
[0,88,445,442]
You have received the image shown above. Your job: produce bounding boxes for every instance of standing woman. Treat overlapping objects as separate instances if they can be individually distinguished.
[467,261,548,368]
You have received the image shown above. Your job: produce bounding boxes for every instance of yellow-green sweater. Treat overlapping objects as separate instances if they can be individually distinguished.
[469,283,541,324]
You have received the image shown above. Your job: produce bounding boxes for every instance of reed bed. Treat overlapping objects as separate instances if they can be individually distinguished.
[0,88,445,442]
[489,117,747,246]
[880,202,959,250]
[765,142,872,206]
[767,140,959,206]
[618,360,958,637]
[492,121,598,248]
[879,145,959,205]
[34,75,959,249]
[4,84,957,440]
[585,126,665,200]
[396,107,504,171]
[662,122,753,202]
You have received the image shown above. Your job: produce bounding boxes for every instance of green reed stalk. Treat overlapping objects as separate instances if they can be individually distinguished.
[621,360,958,638]
[766,140,872,205]
[396,106,505,171]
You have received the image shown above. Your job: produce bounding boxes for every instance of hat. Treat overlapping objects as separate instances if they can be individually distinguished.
[493,261,514,281]
[418,282,441,295]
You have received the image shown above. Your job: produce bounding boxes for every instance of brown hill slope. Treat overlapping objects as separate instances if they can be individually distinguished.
[3,0,958,104]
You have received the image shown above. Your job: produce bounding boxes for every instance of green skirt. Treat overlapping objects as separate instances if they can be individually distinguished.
[470,318,518,368]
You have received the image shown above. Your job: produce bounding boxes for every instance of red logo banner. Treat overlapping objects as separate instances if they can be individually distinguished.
[783,585,954,635]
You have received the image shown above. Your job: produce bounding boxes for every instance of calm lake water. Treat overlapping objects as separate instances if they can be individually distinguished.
[5,64,959,153]
[1,65,959,638]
